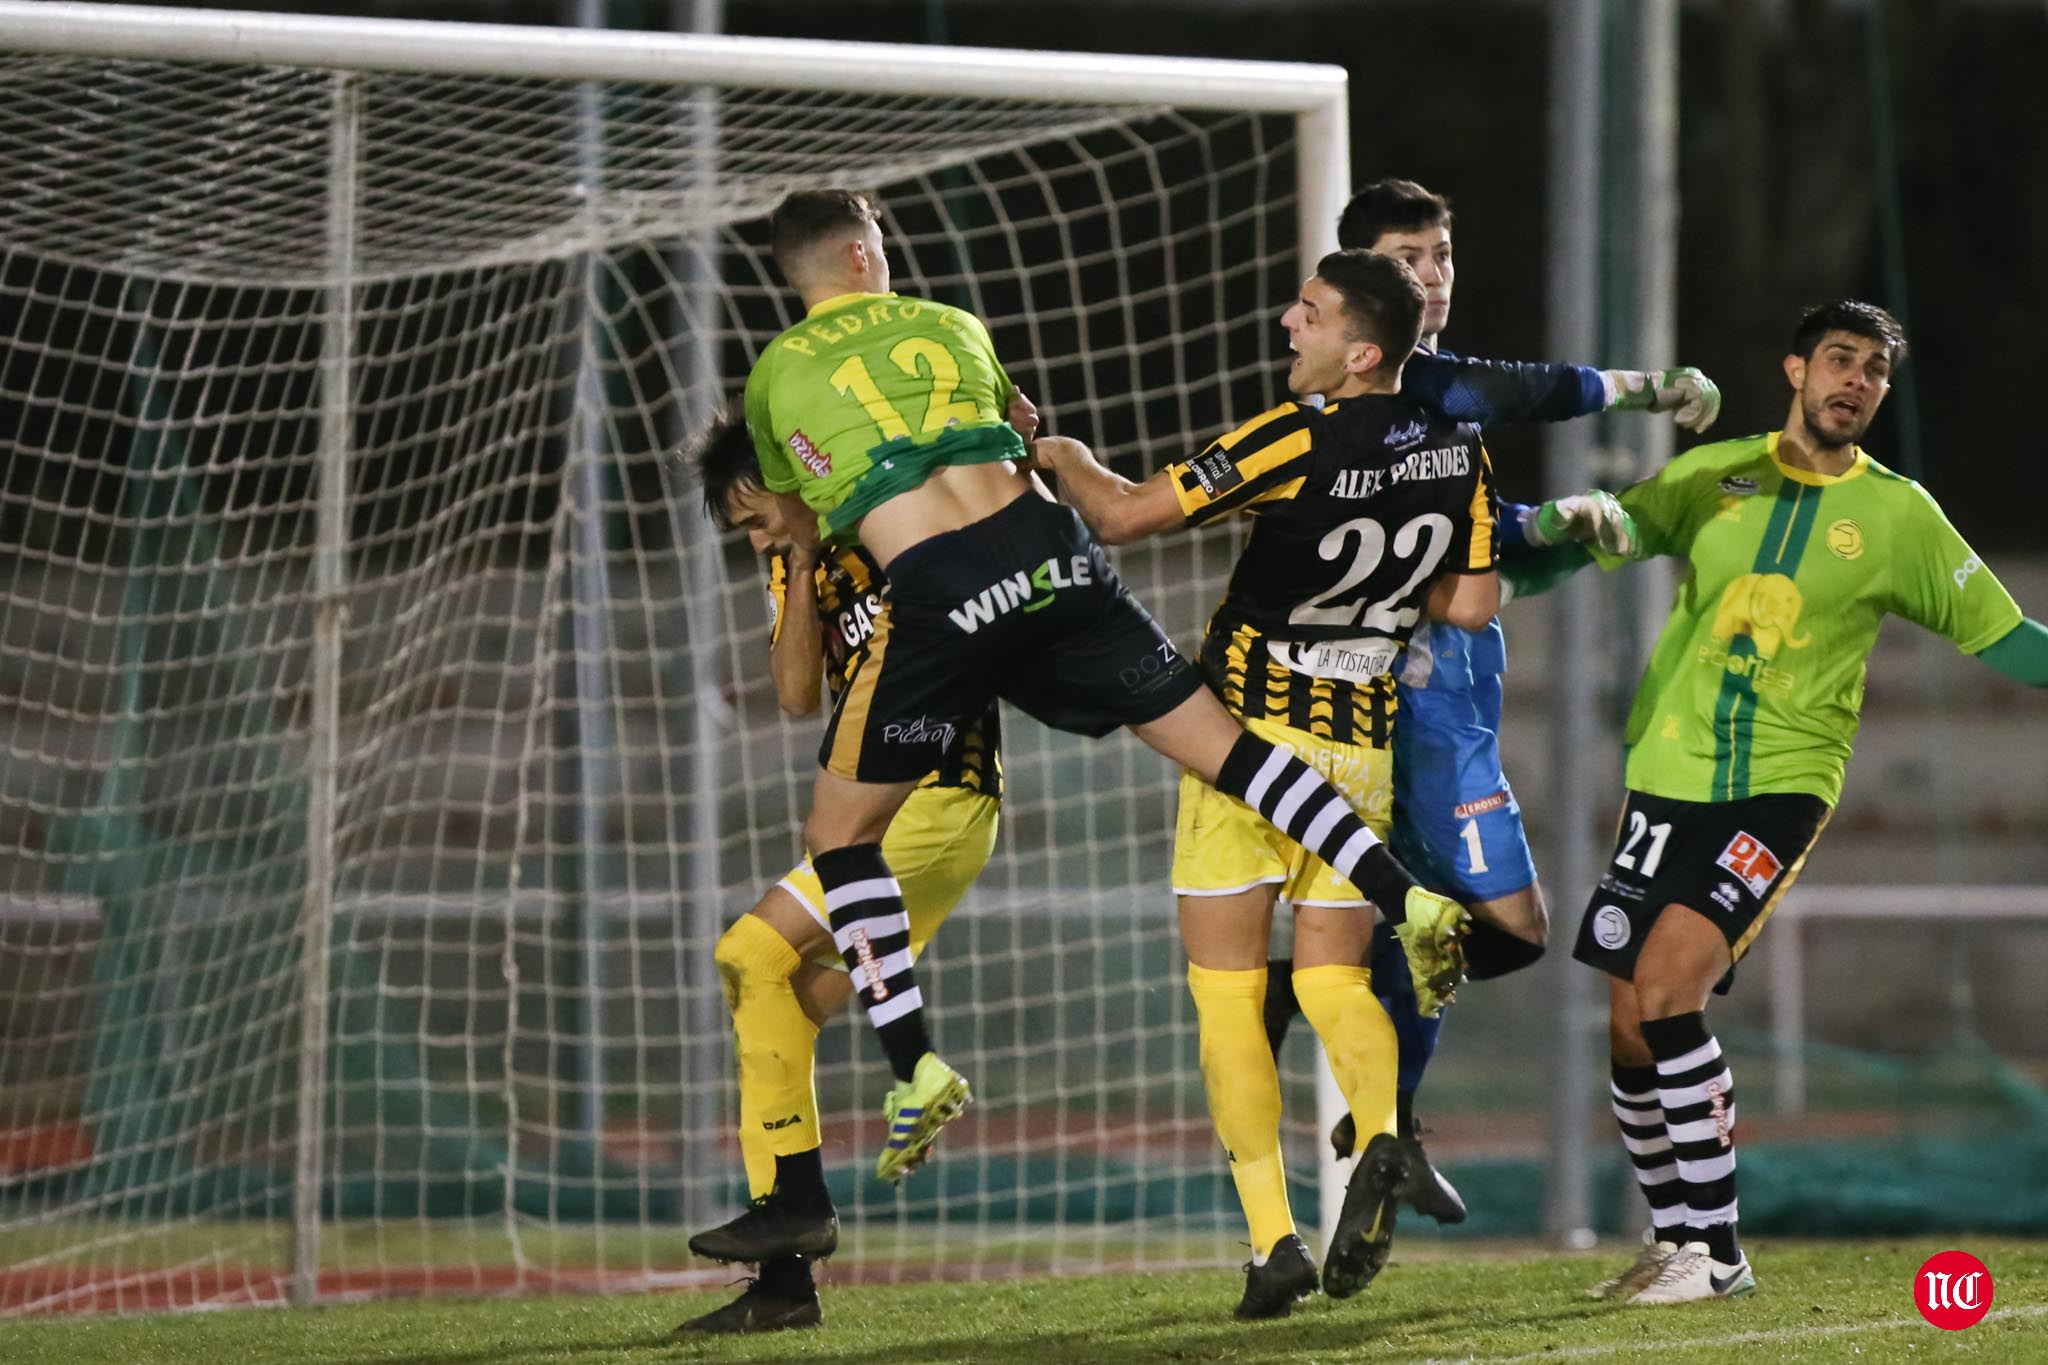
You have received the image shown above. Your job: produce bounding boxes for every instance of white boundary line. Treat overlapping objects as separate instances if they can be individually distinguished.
[1416,1303,2048,1364]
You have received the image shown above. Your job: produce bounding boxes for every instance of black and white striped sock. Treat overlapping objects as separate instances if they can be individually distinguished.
[1640,1011,1740,1265]
[1610,1060,1688,1242]
[1213,731,1416,918]
[814,843,928,1083]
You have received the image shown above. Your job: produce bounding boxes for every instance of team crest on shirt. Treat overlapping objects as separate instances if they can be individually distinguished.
[1826,519,1865,560]
[1715,832,1782,898]
[1384,419,1429,450]
[789,429,830,478]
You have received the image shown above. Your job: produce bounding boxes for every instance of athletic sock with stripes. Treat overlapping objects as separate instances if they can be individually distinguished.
[815,843,928,1083]
[1213,731,1416,918]
[1610,1059,1688,1242]
[1640,1012,1741,1264]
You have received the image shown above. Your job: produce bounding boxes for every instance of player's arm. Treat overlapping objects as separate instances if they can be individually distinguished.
[1404,351,1720,433]
[763,548,826,716]
[1890,487,2042,684]
[1979,618,2048,686]
[1425,439,1502,628]
[1493,488,1638,602]
[1035,435,1183,544]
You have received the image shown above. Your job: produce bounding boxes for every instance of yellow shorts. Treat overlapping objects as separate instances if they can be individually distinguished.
[1172,716,1393,907]
[780,784,1000,970]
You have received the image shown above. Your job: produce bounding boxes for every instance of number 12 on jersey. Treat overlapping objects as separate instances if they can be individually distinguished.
[829,338,979,441]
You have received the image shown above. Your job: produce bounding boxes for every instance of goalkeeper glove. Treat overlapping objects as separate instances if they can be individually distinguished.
[1604,366,1722,433]
[1520,491,1638,557]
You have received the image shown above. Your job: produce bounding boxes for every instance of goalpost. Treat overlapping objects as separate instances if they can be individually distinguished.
[0,1,1352,1312]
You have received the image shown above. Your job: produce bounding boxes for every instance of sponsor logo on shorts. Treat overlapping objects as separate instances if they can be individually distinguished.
[1597,874,1645,902]
[1385,419,1429,450]
[789,429,829,478]
[1715,831,1782,898]
[1119,640,1182,692]
[1719,476,1760,494]
[762,1113,803,1131]
[1709,880,1742,912]
[1591,905,1632,949]
[948,555,1093,633]
[1454,791,1510,820]
[881,715,958,750]
[848,926,887,1000]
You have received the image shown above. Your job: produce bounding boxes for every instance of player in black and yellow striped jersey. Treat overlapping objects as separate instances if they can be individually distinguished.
[1042,249,1498,1315]
[675,415,1001,1335]
[767,545,1002,799]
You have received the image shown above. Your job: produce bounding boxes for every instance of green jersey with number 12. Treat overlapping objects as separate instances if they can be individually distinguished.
[745,290,1025,539]
[1603,432,2022,805]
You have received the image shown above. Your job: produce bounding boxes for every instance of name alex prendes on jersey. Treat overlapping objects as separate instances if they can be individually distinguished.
[1328,444,1472,500]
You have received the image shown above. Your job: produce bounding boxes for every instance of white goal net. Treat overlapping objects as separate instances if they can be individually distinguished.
[0,4,1349,1312]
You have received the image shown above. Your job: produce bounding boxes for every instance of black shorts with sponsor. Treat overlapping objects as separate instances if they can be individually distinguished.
[819,493,1204,783]
[1572,789,1830,989]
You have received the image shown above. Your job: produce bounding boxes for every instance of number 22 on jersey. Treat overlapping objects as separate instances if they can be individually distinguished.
[829,338,979,441]
[1289,512,1453,632]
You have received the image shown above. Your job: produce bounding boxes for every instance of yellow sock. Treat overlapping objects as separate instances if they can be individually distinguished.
[1187,963,1294,1256]
[1293,963,1398,1156]
[716,914,822,1199]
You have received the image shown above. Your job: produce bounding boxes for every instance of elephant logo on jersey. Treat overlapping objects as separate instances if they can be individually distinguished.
[1711,572,1813,660]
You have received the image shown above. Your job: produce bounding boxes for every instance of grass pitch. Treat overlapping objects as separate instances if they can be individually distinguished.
[2,1239,2042,1364]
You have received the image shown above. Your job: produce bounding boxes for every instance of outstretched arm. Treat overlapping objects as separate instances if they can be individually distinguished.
[1036,435,1182,545]
[1978,618,2048,686]
[1495,489,1640,602]
[1404,352,1721,433]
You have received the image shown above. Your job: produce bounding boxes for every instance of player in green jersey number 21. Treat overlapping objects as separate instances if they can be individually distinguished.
[1517,300,2046,1306]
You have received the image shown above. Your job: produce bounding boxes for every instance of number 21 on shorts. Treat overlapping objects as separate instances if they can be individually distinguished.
[1613,809,1672,877]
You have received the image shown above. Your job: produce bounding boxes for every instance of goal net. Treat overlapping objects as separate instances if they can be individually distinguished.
[0,5,1348,1312]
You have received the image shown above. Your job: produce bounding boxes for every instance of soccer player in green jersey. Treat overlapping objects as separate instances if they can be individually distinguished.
[1517,300,2047,1304]
[692,189,1469,1267]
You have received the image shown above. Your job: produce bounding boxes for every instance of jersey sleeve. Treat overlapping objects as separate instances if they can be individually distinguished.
[1444,443,1501,573]
[743,359,797,492]
[954,307,1017,410]
[1403,350,1607,426]
[1888,483,2025,654]
[1602,450,1722,564]
[1167,403,1319,526]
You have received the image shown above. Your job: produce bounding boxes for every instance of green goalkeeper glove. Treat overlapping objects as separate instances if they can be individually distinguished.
[1604,366,1722,433]
[1520,491,1638,557]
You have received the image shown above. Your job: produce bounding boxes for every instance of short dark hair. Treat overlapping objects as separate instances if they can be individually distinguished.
[770,188,881,277]
[686,408,762,530]
[1790,300,1909,365]
[1314,249,1425,364]
[1336,178,1453,251]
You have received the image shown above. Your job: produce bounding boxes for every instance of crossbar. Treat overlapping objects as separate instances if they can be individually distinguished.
[0,2,1345,114]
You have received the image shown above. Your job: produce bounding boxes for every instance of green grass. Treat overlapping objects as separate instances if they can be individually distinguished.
[3,1239,2043,1364]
